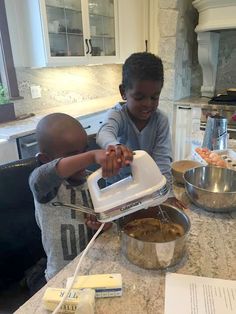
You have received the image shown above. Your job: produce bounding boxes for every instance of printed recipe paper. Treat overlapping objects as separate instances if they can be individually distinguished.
[165,273,236,314]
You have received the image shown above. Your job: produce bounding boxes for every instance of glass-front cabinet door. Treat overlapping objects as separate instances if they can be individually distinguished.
[45,0,85,57]
[41,0,118,65]
[88,0,116,57]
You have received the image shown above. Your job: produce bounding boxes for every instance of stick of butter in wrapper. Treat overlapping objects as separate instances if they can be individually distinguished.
[43,288,82,313]
[66,273,122,298]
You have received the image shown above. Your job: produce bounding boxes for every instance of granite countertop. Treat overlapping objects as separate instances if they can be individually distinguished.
[14,185,236,314]
[0,95,120,140]
[0,95,209,140]
[174,96,210,107]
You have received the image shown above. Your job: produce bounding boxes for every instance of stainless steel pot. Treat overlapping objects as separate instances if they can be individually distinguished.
[119,204,190,270]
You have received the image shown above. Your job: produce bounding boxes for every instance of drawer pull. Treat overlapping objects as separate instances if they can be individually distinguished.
[84,125,91,130]
[178,106,191,110]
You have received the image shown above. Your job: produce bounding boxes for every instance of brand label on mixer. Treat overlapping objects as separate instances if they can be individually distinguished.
[120,201,142,211]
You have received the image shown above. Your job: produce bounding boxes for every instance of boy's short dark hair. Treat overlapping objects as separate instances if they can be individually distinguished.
[36,113,84,155]
[122,52,164,90]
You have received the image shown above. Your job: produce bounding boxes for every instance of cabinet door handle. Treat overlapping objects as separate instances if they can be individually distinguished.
[21,141,38,148]
[85,39,89,54]
[178,106,192,110]
[89,39,93,55]
[145,40,148,52]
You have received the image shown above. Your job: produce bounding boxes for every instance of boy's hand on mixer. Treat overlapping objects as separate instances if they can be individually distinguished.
[85,214,112,231]
[104,148,121,177]
[93,149,121,178]
[106,144,133,166]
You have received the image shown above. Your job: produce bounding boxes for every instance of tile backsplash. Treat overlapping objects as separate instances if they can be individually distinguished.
[14,64,122,116]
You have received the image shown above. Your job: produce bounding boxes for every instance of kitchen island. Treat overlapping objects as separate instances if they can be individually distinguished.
[14,185,236,314]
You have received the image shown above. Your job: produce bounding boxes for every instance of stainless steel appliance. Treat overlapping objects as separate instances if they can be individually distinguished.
[200,97,236,140]
[17,133,39,159]
[202,115,228,150]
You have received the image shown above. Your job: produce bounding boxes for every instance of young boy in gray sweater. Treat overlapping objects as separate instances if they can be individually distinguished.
[97,52,185,208]
[29,113,122,281]
[97,52,172,183]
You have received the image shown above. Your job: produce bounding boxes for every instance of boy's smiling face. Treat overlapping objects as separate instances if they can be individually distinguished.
[120,80,163,127]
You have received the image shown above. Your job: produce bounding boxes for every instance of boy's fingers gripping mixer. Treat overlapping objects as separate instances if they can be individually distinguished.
[53,150,170,222]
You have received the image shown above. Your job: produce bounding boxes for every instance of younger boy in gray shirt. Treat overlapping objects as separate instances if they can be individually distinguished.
[29,113,121,281]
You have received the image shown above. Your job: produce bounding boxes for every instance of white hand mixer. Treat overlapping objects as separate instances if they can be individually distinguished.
[53,150,170,222]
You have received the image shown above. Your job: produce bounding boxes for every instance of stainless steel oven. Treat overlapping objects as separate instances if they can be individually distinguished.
[17,133,39,159]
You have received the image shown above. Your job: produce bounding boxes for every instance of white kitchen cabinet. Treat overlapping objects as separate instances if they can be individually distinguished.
[41,0,119,65]
[0,139,19,165]
[118,0,148,63]
[173,105,201,161]
[6,0,148,67]
[6,0,119,67]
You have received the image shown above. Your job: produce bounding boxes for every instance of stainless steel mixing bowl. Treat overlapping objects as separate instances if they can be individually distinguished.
[119,205,191,270]
[184,166,236,212]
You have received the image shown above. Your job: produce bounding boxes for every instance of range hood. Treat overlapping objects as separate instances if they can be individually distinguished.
[193,0,236,97]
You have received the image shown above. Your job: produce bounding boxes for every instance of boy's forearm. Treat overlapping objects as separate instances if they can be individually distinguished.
[56,151,96,178]
[96,111,121,149]
[96,128,120,148]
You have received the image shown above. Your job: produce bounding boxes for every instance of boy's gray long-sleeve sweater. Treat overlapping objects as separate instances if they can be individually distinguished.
[96,102,173,185]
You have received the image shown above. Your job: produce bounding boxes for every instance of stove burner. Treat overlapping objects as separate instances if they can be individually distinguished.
[208,94,236,105]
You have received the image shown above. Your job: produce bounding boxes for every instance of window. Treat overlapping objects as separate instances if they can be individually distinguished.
[0,0,20,99]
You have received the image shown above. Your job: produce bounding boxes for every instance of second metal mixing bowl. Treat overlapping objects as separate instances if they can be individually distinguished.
[184,166,236,212]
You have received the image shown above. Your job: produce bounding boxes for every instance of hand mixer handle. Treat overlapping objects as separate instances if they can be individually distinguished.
[87,167,133,191]
[87,152,142,191]
[87,150,155,189]
[88,167,103,186]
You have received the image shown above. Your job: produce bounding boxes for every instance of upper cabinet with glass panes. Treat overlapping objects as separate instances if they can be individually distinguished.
[45,0,85,58]
[6,0,148,67]
[41,0,118,65]
[88,0,116,57]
